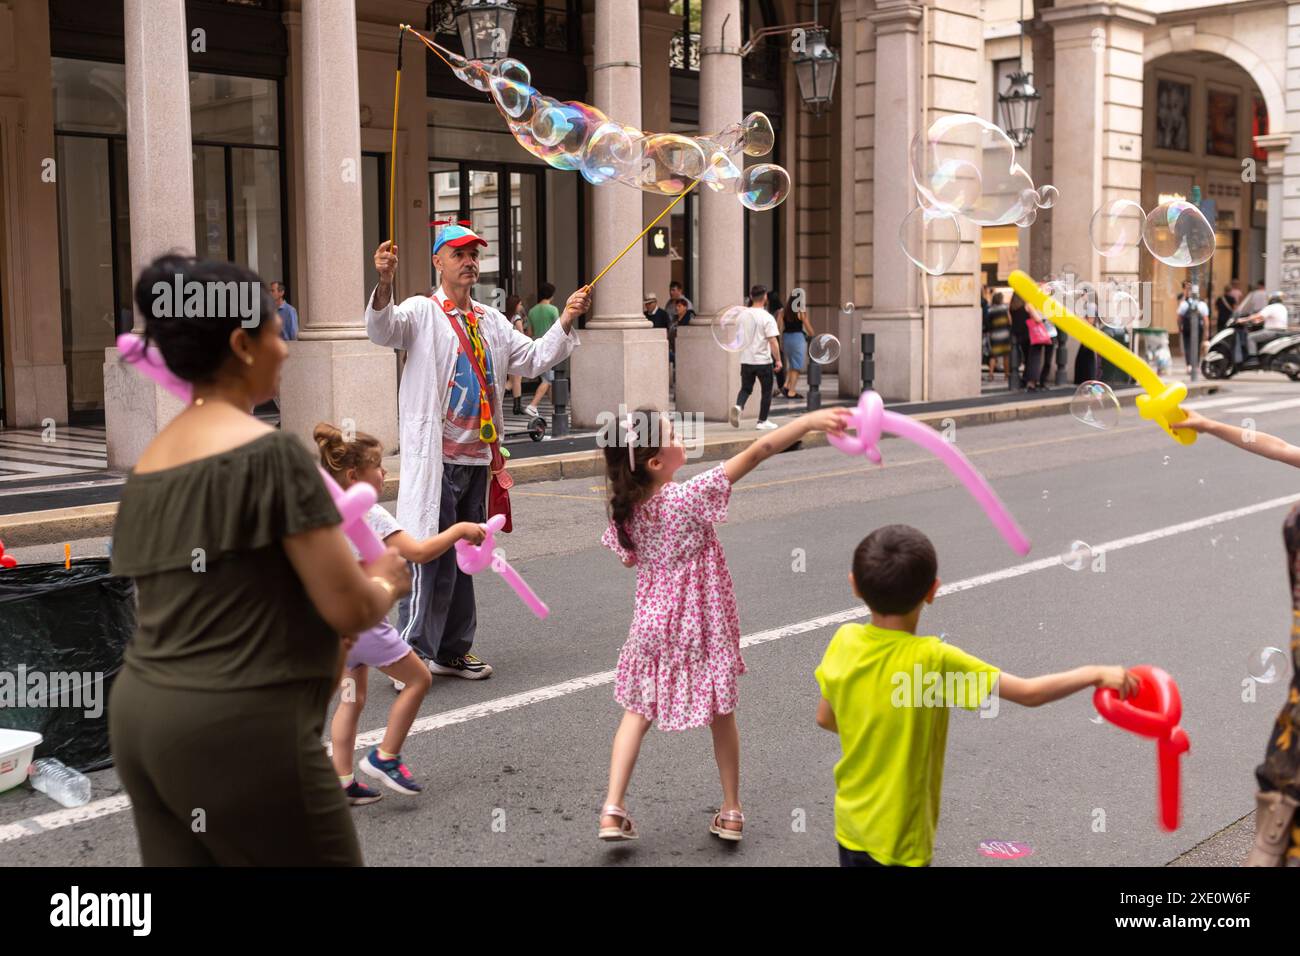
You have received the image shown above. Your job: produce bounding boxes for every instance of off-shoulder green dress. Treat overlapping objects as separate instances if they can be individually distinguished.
[108,430,361,866]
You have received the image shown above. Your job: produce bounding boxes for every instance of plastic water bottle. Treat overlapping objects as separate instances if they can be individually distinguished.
[29,757,91,808]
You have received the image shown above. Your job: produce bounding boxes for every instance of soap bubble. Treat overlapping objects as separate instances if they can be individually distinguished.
[712,305,757,353]
[580,122,641,185]
[1248,646,1289,684]
[1070,380,1120,430]
[1060,540,1093,571]
[495,58,531,85]
[1142,200,1216,267]
[899,205,962,275]
[810,334,841,364]
[1089,200,1145,258]
[490,76,540,122]
[632,133,708,194]
[1015,206,1037,228]
[910,115,1046,232]
[1098,284,1145,330]
[1036,184,1059,209]
[841,302,855,314]
[737,163,791,211]
[718,111,775,157]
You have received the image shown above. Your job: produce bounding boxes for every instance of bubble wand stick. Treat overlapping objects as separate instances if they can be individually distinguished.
[1006,270,1196,446]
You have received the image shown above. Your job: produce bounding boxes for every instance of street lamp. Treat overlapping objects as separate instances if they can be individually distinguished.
[996,0,1040,148]
[454,0,517,63]
[791,26,839,115]
[737,0,840,115]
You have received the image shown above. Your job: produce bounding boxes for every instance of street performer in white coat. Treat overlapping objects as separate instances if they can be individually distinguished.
[366,224,588,679]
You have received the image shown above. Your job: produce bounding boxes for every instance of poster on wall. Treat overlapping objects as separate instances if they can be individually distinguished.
[1155,78,1191,151]
[1253,95,1269,162]
[1206,89,1238,158]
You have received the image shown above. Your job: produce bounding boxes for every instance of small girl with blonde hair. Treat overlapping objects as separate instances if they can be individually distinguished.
[315,422,485,803]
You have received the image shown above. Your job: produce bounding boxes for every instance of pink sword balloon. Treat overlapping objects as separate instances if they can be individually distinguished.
[455,513,549,619]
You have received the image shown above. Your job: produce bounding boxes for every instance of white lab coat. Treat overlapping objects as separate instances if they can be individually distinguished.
[365,289,580,539]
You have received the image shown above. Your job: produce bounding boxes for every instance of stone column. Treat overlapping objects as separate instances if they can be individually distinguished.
[103,0,195,469]
[834,0,868,398]
[641,5,679,304]
[674,0,744,421]
[1041,5,1150,310]
[1279,1,1300,305]
[1257,135,1291,292]
[278,0,398,450]
[570,0,666,428]
[0,0,69,426]
[862,1,924,402]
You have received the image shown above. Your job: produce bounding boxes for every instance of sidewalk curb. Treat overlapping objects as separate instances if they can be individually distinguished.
[0,382,1218,548]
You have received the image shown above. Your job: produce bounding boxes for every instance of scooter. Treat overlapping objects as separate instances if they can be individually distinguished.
[1201,317,1300,381]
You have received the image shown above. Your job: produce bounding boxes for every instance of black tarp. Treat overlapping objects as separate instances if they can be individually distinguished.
[0,559,134,771]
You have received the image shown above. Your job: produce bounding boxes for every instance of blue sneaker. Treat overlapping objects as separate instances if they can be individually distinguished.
[343,778,383,806]
[359,749,423,795]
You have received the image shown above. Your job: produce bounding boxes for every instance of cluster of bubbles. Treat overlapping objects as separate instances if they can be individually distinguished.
[1089,198,1215,267]
[1069,380,1121,431]
[710,307,841,364]
[443,49,789,211]
[709,308,840,362]
[1248,646,1289,685]
[901,115,1059,276]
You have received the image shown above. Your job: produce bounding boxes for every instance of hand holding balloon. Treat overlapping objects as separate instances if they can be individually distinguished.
[829,391,1031,555]
[456,514,550,619]
[116,333,387,561]
[1093,664,1190,832]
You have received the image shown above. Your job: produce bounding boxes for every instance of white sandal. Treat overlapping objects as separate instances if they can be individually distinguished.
[710,809,745,842]
[598,804,638,842]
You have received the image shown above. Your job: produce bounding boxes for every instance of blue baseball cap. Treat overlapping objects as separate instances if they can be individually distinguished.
[433,222,488,255]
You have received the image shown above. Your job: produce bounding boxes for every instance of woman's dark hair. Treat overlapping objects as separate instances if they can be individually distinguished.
[133,252,274,384]
[505,294,523,319]
[603,407,666,554]
[852,525,938,615]
[991,292,1004,306]
[314,421,383,484]
[1009,293,1025,311]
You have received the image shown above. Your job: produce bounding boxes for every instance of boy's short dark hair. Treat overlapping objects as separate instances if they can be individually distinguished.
[852,525,938,615]
[538,282,556,300]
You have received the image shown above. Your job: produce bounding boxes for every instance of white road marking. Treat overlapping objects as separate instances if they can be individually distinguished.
[1227,397,1300,414]
[1179,395,1261,411]
[6,491,1300,846]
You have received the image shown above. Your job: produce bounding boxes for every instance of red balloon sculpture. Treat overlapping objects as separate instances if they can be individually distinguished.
[1093,664,1190,832]
[0,539,17,568]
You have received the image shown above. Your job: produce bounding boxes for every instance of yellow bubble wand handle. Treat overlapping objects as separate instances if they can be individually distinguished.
[1006,270,1195,446]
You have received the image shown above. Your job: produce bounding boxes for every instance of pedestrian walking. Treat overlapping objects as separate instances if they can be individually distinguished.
[728,285,781,430]
[597,407,851,844]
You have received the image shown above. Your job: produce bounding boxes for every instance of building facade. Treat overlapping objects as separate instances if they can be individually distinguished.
[0,0,1295,463]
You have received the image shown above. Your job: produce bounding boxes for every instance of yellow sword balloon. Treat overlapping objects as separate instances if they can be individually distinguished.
[1007,270,1196,446]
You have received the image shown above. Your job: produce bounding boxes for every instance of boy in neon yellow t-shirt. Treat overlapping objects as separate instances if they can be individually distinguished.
[814,525,1137,867]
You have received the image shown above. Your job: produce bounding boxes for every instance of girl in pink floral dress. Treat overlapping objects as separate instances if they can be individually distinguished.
[597,406,849,844]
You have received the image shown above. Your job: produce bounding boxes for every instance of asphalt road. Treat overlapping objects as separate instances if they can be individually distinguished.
[3,377,1299,867]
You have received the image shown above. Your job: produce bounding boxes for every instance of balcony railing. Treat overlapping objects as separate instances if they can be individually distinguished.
[669,29,782,86]
[430,0,577,55]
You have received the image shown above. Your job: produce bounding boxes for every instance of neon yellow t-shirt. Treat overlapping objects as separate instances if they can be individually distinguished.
[814,622,1000,866]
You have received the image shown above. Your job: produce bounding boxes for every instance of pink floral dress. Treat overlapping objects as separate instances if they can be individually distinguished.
[600,464,745,731]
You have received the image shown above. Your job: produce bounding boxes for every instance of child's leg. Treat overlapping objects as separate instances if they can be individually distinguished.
[601,710,652,823]
[330,665,368,778]
[710,711,743,830]
[376,651,433,755]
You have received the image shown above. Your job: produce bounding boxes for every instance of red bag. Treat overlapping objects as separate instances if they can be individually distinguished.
[439,298,513,532]
[1027,314,1051,346]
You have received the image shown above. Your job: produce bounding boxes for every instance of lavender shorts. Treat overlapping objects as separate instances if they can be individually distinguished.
[346,621,410,671]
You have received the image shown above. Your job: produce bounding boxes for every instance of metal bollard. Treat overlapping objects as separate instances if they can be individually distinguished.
[1054,333,1068,386]
[860,333,875,392]
[551,368,570,437]
[806,358,822,410]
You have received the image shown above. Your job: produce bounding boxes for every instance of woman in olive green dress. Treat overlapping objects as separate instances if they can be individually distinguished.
[109,254,411,866]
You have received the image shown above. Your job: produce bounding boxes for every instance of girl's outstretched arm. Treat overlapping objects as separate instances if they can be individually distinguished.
[384,522,487,564]
[1178,409,1300,467]
[723,408,851,484]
